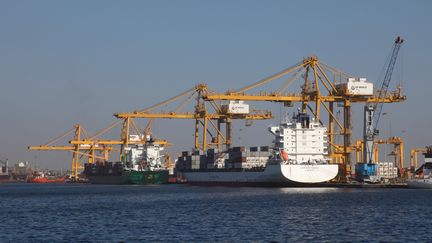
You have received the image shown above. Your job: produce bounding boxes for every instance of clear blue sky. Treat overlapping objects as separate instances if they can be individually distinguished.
[0,0,431,169]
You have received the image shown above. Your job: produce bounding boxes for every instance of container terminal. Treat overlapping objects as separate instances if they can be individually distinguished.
[22,36,430,188]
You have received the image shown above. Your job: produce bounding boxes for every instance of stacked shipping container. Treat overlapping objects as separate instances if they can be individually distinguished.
[176,146,273,171]
[377,162,398,179]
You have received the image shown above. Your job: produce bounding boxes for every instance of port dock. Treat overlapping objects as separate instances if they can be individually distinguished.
[25,37,424,187]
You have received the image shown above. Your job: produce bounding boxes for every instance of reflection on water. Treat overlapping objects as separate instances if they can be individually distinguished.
[277,187,340,194]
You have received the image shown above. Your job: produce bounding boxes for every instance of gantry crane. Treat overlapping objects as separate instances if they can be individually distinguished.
[28,118,166,181]
[69,118,169,162]
[410,147,427,170]
[203,54,406,180]
[114,83,273,151]
[28,124,113,181]
[355,136,404,170]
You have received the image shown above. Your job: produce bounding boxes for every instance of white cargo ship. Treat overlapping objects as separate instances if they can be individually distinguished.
[407,146,432,189]
[177,112,339,186]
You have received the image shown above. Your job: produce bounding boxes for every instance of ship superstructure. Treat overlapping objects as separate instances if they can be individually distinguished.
[269,112,328,165]
[126,135,165,171]
[0,158,10,182]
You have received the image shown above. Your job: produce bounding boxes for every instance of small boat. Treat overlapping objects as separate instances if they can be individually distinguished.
[27,171,65,183]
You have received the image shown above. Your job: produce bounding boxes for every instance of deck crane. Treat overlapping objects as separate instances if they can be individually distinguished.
[363,36,404,165]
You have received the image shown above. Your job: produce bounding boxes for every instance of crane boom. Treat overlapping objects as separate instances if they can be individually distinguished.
[373,36,404,128]
[364,36,404,163]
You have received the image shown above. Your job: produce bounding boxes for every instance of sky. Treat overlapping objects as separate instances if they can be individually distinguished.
[0,0,431,170]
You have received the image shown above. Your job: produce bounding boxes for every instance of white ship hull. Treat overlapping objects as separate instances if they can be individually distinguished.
[407,178,432,189]
[182,164,339,186]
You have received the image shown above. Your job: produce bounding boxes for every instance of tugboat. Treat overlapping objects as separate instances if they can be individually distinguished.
[27,171,66,183]
[83,135,169,185]
[407,146,432,189]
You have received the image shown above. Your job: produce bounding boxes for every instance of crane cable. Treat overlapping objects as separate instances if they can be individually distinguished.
[87,120,122,141]
[135,86,197,113]
[43,127,75,146]
[320,61,354,81]
[277,67,306,95]
[234,60,304,93]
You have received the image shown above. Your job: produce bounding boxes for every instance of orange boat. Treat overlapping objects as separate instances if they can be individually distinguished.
[27,172,66,183]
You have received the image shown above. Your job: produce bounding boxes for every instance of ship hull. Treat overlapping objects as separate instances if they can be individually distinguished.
[86,171,131,185]
[407,178,432,189]
[181,164,339,186]
[28,177,66,183]
[86,170,169,185]
[0,175,14,183]
[129,170,169,185]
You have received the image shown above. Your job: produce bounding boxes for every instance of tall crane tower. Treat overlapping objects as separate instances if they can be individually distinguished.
[363,36,404,164]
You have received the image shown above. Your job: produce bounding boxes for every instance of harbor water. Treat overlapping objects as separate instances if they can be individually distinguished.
[0,183,431,242]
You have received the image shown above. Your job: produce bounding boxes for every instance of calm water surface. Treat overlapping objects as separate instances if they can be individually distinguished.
[0,183,430,242]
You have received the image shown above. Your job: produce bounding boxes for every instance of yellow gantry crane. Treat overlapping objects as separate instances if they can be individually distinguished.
[354,137,404,170]
[410,147,427,170]
[203,56,406,180]
[28,124,113,181]
[70,118,169,162]
[114,83,273,151]
[28,118,168,181]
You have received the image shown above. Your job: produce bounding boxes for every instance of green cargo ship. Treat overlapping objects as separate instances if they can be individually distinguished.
[83,136,170,185]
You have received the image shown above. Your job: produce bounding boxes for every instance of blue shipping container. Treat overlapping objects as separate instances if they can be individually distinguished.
[355,163,378,180]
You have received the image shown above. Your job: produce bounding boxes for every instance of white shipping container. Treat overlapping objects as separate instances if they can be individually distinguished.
[336,78,373,96]
[222,101,250,114]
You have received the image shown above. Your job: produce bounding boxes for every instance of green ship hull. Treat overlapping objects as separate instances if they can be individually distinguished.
[86,170,169,185]
[87,172,130,184]
[128,170,169,185]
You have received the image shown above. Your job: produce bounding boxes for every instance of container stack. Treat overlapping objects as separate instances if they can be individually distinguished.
[84,162,125,176]
[206,149,228,169]
[377,162,398,179]
[175,151,192,171]
[226,146,271,169]
[176,150,215,171]
[176,146,272,171]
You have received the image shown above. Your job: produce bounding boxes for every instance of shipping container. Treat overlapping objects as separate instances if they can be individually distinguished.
[335,78,374,96]
[221,100,250,114]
